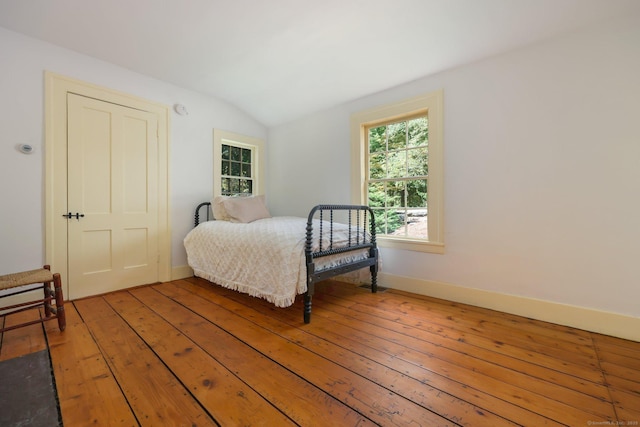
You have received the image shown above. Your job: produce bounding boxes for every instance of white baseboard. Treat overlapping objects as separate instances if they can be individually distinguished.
[172,265,193,281]
[378,272,640,342]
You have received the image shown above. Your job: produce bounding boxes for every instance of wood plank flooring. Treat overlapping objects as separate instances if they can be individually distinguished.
[1,277,639,426]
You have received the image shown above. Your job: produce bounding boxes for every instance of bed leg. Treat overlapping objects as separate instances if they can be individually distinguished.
[304,293,312,324]
[371,268,378,294]
[370,249,379,294]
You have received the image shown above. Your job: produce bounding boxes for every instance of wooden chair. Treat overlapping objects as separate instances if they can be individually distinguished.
[0,265,66,332]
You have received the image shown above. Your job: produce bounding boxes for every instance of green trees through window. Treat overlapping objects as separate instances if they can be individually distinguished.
[221,144,253,195]
[214,129,265,200]
[367,116,428,238]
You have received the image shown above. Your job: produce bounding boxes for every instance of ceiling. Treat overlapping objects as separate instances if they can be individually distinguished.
[1,0,639,126]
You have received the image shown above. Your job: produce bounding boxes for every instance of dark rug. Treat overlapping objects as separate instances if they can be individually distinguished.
[0,350,61,427]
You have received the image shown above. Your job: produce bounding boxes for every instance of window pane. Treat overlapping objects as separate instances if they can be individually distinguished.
[406,179,427,208]
[387,122,406,151]
[406,209,428,239]
[242,148,251,163]
[369,126,386,153]
[407,147,428,176]
[231,162,241,176]
[241,163,251,178]
[390,222,407,237]
[372,209,386,234]
[408,117,428,147]
[369,153,386,179]
[231,146,241,161]
[386,181,404,208]
[367,182,385,208]
[239,179,252,194]
[386,209,404,235]
[222,144,230,160]
[230,178,240,193]
[387,151,407,179]
[222,160,230,175]
[221,178,230,194]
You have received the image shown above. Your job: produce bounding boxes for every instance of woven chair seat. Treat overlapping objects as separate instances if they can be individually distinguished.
[0,268,55,291]
[0,265,66,333]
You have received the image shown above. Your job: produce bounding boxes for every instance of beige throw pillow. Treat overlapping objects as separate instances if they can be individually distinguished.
[211,195,232,221]
[223,195,271,223]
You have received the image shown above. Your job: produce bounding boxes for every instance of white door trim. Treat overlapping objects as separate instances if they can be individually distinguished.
[44,72,171,296]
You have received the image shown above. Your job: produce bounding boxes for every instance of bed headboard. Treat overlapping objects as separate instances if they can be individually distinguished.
[194,202,212,227]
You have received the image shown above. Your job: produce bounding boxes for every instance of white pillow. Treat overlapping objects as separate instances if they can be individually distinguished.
[223,195,271,223]
[211,196,232,221]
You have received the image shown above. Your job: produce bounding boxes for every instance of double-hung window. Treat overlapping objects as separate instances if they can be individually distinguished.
[220,144,253,195]
[213,129,265,197]
[351,90,444,253]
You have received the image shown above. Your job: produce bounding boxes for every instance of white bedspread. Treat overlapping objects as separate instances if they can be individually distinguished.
[183,216,371,307]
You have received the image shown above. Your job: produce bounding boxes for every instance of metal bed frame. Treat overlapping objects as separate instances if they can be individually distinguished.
[193,202,379,323]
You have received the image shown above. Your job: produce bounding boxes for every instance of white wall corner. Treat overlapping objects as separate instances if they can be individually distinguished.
[172,265,194,281]
[379,273,640,343]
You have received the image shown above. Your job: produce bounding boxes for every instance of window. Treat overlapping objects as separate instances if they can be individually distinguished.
[221,144,253,195]
[367,115,429,237]
[351,90,444,253]
[213,129,265,197]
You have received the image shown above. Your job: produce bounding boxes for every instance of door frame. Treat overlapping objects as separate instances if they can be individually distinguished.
[44,72,171,296]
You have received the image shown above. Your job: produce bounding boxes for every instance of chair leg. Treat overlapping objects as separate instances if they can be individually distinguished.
[42,264,54,318]
[43,282,52,318]
[52,273,66,331]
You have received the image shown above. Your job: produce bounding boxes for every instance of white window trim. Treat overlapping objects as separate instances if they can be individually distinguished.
[350,90,444,254]
[213,129,265,197]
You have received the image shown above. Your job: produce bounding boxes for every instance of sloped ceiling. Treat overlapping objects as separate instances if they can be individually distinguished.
[0,0,638,126]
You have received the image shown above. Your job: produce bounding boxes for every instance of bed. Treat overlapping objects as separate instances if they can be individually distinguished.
[184,197,379,323]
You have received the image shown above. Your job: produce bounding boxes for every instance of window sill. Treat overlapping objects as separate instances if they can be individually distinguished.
[377,236,445,254]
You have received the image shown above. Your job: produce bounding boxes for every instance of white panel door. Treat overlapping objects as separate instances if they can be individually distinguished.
[67,93,159,299]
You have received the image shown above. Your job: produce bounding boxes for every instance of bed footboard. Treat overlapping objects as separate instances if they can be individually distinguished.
[304,204,379,323]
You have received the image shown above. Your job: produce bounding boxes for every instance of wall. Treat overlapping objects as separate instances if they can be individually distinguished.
[0,26,266,275]
[267,14,640,338]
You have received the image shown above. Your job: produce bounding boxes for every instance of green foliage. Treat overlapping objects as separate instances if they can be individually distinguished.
[369,125,386,153]
[408,117,428,147]
[367,116,429,235]
[372,209,403,235]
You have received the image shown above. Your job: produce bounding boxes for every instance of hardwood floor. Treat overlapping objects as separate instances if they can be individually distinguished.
[1,277,639,426]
